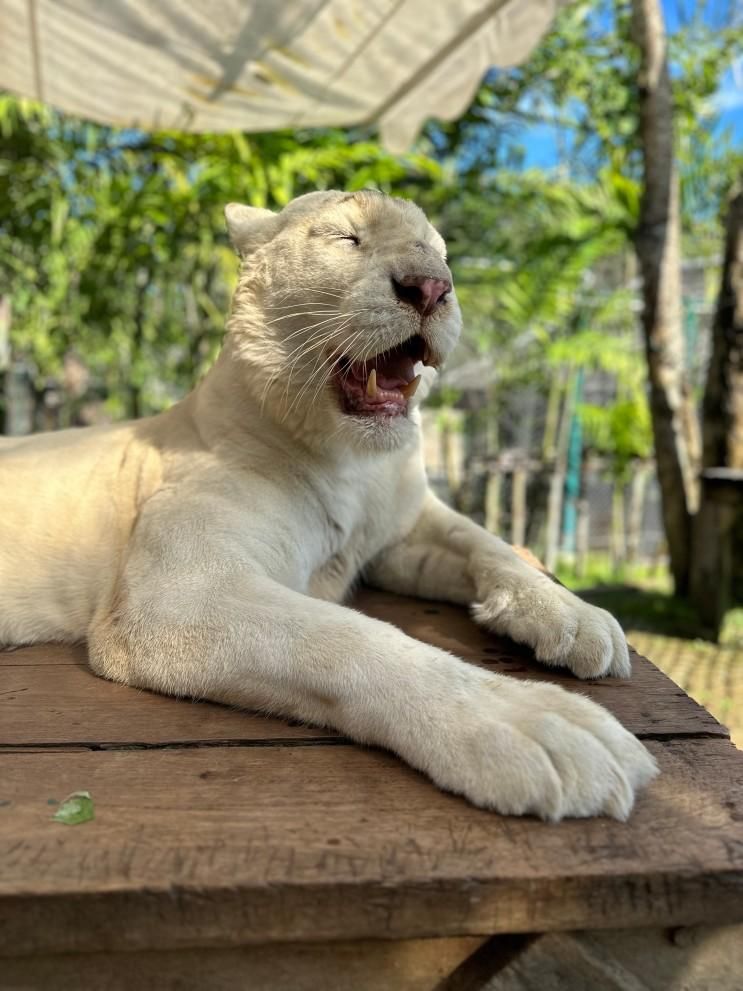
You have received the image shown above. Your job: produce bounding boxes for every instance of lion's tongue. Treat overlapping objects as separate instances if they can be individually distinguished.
[350,353,414,390]
[369,353,416,390]
[341,352,421,411]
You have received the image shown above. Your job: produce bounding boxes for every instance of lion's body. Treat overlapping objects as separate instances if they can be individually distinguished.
[0,392,422,645]
[0,190,657,820]
[0,419,161,643]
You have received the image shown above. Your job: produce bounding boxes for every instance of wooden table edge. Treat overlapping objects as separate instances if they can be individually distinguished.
[2,861,742,956]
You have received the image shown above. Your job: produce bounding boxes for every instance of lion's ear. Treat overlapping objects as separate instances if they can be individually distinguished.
[224,203,277,256]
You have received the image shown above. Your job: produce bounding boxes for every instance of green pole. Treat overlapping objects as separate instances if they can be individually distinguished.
[561,368,584,553]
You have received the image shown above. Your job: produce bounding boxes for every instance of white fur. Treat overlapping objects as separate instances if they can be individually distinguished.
[0,190,657,820]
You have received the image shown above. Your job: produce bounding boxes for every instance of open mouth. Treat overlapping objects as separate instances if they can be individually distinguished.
[333,334,434,417]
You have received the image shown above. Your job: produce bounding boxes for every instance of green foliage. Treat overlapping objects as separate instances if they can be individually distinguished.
[0,109,444,418]
[555,554,673,594]
[580,396,653,476]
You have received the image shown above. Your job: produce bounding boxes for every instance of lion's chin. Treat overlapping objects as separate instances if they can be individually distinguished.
[334,407,419,454]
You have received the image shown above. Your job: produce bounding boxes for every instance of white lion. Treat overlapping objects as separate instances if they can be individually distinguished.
[0,190,657,819]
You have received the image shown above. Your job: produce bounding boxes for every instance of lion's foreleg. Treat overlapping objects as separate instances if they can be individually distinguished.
[88,569,655,821]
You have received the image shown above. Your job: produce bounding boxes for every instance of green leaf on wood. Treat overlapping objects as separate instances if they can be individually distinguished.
[52,791,94,825]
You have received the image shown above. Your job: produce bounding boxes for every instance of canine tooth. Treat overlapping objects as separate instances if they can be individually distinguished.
[423,344,432,365]
[401,374,422,399]
[366,368,378,398]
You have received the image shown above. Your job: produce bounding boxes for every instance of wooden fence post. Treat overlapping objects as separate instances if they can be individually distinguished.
[511,466,527,547]
[576,497,590,580]
[610,482,628,573]
[485,471,502,535]
[627,462,651,562]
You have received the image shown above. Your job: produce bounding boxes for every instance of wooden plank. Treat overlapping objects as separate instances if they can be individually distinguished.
[352,590,728,739]
[1,738,742,954]
[0,663,333,747]
[0,642,86,666]
[0,936,490,991]
[0,589,725,747]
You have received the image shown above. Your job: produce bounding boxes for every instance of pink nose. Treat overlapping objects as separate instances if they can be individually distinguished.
[393,275,451,317]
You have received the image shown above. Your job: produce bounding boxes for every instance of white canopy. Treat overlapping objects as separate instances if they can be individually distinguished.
[1,0,564,150]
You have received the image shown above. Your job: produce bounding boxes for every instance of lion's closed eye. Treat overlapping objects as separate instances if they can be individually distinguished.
[308,224,359,245]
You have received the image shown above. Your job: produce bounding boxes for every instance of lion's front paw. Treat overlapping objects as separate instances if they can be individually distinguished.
[473,574,630,679]
[422,676,657,821]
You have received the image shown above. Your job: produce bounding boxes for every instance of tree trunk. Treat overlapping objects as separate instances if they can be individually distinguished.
[631,0,699,594]
[690,187,743,636]
[0,296,10,434]
[130,268,151,420]
[699,188,743,473]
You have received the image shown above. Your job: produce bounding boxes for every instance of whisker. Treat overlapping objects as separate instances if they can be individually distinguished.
[263,311,371,359]
[279,323,351,394]
[273,286,347,301]
[284,333,347,415]
[263,303,336,311]
[284,319,361,420]
[276,309,370,346]
[264,309,346,327]
[259,325,344,413]
[260,315,361,414]
[303,325,368,414]
[255,301,377,420]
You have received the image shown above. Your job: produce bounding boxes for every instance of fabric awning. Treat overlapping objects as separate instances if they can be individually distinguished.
[1,0,564,150]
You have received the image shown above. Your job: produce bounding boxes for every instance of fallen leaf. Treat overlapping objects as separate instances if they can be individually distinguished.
[52,791,94,825]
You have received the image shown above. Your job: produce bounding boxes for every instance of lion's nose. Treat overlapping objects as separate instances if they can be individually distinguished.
[392,275,451,317]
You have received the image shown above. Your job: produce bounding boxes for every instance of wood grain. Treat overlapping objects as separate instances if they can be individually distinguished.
[1,738,742,954]
[0,590,726,748]
[354,589,728,738]
[0,663,333,747]
[0,641,87,666]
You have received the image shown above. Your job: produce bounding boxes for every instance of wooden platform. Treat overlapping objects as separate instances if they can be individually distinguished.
[2,589,743,989]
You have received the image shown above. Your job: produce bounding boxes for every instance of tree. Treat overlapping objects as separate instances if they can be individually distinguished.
[424,0,742,607]
[631,0,698,593]
[699,188,743,474]
[690,186,743,632]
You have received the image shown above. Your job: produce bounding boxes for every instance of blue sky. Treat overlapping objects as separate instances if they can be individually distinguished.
[518,0,742,168]
[713,64,743,134]
[666,0,743,143]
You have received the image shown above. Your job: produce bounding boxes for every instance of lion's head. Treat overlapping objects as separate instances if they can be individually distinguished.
[224,189,461,452]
